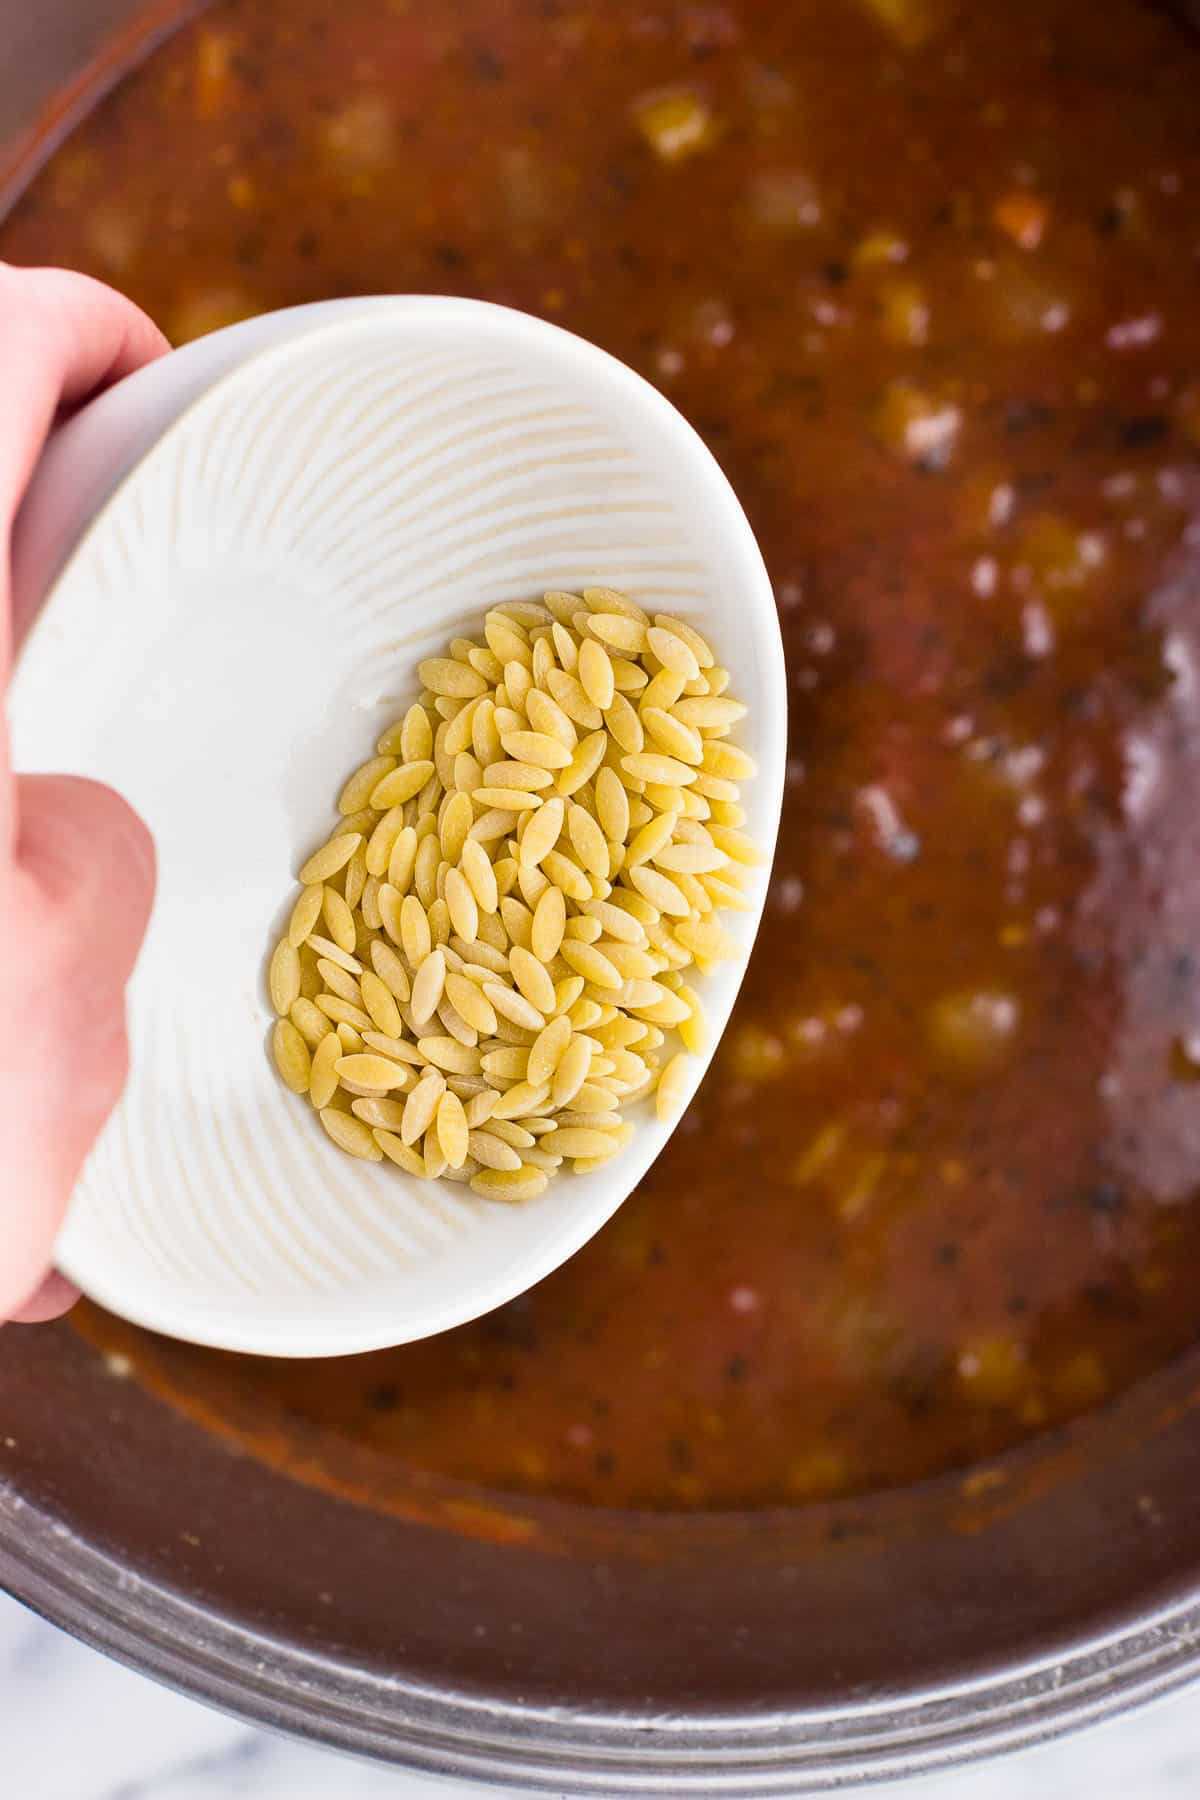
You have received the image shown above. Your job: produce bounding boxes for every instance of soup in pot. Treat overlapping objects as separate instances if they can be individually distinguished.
[5,0,1200,1509]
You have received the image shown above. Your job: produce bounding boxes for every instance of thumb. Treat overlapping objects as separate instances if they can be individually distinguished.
[8,1270,80,1324]
[0,776,154,1317]
[17,773,156,1029]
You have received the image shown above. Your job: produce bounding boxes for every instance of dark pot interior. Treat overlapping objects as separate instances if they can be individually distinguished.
[3,1309,1200,1789]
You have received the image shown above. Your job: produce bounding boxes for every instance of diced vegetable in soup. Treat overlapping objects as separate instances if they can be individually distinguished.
[7,0,1200,1509]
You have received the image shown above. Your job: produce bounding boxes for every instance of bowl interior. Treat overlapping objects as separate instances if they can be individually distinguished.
[11,299,783,1356]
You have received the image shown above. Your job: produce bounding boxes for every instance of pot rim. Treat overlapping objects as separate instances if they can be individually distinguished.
[3,1479,1199,1794]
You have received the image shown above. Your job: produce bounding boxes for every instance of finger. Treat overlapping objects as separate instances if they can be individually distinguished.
[7,1270,79,1324]
[0,266,168,852]
[0,954,131,1319]
[17,773,156,997]
[0,1042,128,1320]
[0,777,155,1317]
[0,264,168,525]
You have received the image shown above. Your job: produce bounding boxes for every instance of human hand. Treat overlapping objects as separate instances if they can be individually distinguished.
[0,265,167,1323]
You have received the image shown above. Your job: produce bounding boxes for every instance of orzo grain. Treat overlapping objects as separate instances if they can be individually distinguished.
[268,590,759,1199]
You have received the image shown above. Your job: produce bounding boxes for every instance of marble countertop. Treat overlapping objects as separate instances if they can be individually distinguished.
[4,1587,1200,1800]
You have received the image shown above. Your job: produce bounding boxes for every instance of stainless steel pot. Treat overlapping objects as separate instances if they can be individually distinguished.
[3,5,1200,1791]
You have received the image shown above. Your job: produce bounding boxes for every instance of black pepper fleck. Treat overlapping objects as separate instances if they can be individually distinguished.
[1118,414,1169,449]
[1084,1281,1125,1317]
[235,229,265,269]
[982,653,1035,700]
[1085,1180,1126,1216]
[1169,952,1196,995]
[469,45,506,81]
[1005,399,1055,436]
[229,52,267,91]
[827,1517,870,1541]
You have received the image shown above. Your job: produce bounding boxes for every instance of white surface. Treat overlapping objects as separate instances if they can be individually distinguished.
[3,1585,1200,1800]
[9,296,784,1359]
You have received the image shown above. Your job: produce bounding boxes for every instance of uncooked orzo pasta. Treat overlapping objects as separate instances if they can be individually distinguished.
[268,590,761,1199]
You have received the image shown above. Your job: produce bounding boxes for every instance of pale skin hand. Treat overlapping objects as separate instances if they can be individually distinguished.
[0,265,167,1323]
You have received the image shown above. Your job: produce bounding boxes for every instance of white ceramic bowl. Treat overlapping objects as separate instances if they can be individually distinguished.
[11,296,785,1357]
